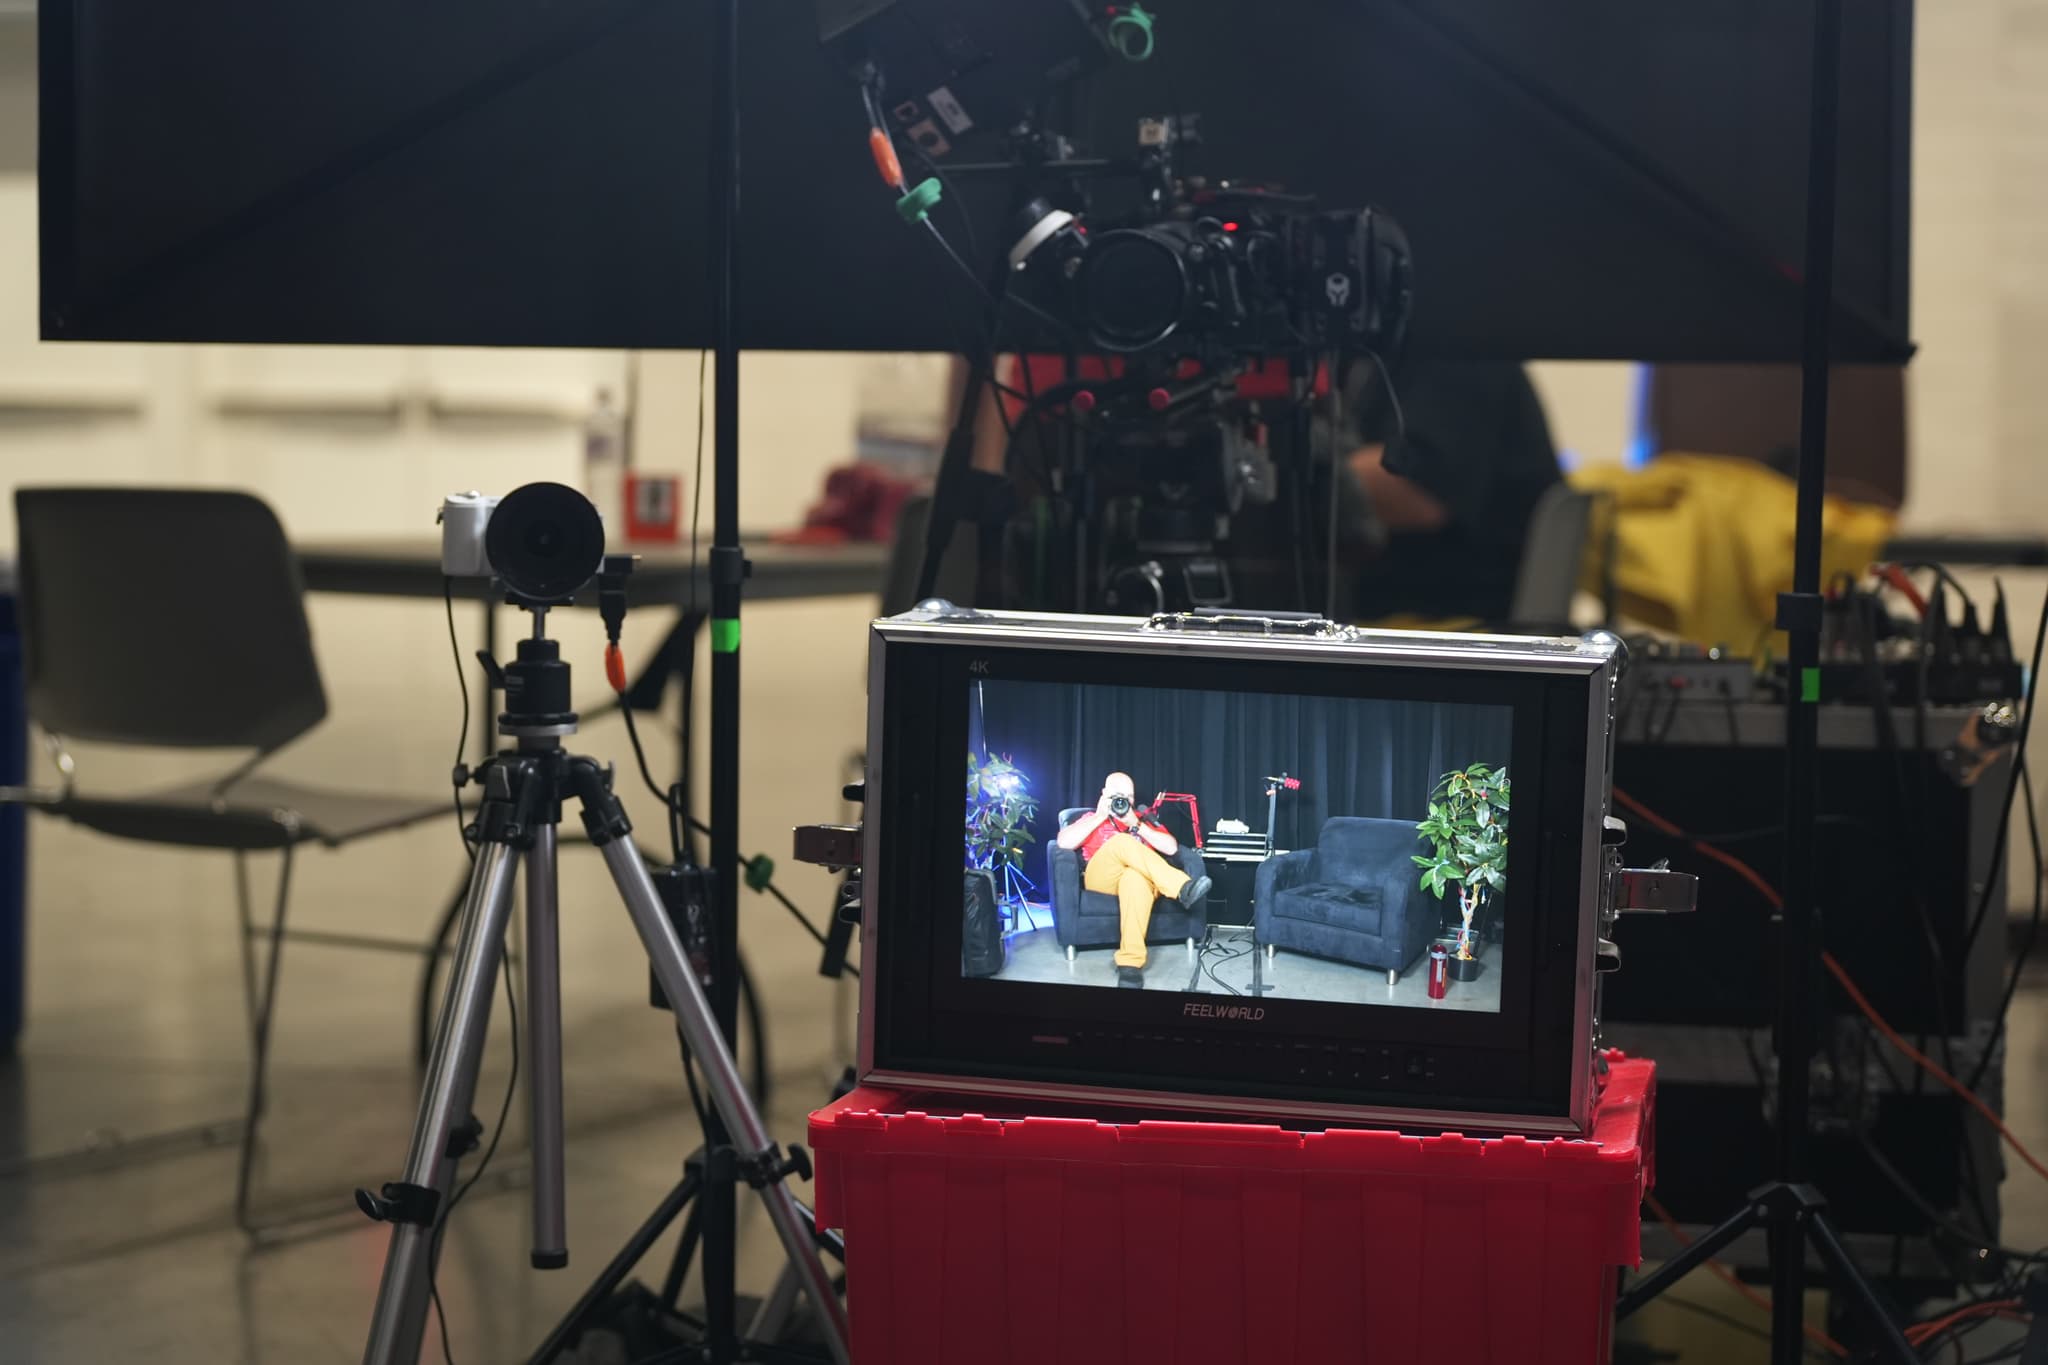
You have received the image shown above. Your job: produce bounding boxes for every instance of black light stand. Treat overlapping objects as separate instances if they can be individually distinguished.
[1614,3,1917,1360]
[524,3,846,1362]
[702,0,747,1348]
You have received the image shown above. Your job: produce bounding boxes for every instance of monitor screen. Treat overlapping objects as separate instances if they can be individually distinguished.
[863,609,1614,1132]
[963,678,1513,1013]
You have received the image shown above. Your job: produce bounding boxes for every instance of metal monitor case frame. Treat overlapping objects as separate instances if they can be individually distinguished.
[857,606,1619,1136]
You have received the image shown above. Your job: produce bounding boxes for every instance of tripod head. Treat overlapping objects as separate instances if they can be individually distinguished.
[484,554,639,740]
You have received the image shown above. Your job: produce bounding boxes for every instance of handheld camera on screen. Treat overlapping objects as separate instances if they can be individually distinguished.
[807,604,1693,1135]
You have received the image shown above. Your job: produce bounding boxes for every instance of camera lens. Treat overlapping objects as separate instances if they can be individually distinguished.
[1081,228,1189,352]
[485,481,605,600]
[1110,795,1132,815]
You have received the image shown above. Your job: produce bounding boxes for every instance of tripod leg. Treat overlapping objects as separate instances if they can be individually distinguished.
[1771,1216,1807,1365]
[748,1263,805,1345]
[1806,1211,1918,1365]
[659,1197,704,1310]
[362,842,520,1365]
[524,1171,702,1365]
[415,875,468,1069]
[595,836,851,1365]
[1614,1197,1764,1320]
[525,826,568,1270]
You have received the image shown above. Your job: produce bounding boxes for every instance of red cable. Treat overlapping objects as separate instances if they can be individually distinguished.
[1874,562,1929,616]
[1611,786,2048,1185]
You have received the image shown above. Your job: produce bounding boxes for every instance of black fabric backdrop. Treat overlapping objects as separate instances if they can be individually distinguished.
[975,681,1514,857]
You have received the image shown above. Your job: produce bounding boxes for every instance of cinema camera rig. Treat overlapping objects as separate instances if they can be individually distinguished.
[826,1,1414,615]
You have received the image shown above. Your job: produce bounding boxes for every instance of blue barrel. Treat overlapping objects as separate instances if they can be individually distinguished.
[0,580,23,1051]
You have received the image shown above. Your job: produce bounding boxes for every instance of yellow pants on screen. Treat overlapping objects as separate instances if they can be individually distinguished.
[1082,833,1191,969]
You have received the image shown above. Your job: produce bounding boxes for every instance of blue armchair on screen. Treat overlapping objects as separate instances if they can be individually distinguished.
[1253,817,1436,984]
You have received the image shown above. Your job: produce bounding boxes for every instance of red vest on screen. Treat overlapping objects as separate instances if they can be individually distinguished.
[1079,816,1167,863]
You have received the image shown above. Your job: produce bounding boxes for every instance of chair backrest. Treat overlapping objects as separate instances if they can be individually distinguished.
[1315,816,1428,891]
[1507,483,1596,630]
[15,488,327,750]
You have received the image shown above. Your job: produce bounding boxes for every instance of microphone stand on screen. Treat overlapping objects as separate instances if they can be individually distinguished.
[1262,774,1302,856]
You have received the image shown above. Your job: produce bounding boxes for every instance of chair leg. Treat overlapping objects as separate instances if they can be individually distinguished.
[1186,937,1196,958]
[1387,969,1399,987]
[1265,943,1274,963]
[1065,944,1076,964]
[233,851,261,1044]
[236,842,296,1234]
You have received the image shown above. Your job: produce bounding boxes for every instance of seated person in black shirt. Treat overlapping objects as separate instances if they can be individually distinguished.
[1339,360,1563,623]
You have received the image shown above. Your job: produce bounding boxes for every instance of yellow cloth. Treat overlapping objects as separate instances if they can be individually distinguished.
[1567,454,1897,651]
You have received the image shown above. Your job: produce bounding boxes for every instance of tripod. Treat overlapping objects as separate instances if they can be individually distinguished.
[1616,2,1918,1360]
[355,607,849,1365]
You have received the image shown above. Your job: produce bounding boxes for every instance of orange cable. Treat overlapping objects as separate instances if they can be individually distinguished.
[1904,1297,2022,1347]
[1644,1194,1848,1357]
[1612,786,2048,1187]
[1823,956,2048,1185]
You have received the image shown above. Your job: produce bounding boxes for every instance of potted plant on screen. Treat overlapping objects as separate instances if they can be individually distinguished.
[961,754,1038,974]
[966,753,1039,889]
[1413,764,1509,981]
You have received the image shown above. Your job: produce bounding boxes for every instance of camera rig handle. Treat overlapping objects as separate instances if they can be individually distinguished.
[1594,816,1699,975]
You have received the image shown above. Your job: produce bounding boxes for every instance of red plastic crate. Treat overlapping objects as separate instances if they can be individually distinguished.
[810,1055,1654,1365]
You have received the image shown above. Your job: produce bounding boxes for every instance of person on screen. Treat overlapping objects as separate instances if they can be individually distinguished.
[1056,772,1213,989]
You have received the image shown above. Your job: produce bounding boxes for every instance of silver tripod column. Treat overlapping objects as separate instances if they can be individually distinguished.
[362,841,520,1365]
[524,824,567,1269]
[597,838,852,1364]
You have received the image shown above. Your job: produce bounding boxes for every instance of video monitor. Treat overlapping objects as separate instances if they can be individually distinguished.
[965,679,1513,1013]
[862,606,1620,1135]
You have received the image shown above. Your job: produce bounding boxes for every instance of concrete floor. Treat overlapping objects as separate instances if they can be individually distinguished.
[993,922,1505,1011]
[4,769,2048,1361]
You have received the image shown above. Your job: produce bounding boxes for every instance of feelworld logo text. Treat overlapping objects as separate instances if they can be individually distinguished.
[1182,1002,1267,1022]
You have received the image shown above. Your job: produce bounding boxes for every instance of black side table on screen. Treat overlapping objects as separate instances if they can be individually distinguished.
[1203,829,1276,929]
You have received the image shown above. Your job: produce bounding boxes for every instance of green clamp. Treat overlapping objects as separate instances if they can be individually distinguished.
[743,854,776,893]
[895,177,944,224]
[1108,4,1155,61]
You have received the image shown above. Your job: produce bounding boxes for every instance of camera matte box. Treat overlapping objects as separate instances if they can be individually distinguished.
[860,606,1620,1134]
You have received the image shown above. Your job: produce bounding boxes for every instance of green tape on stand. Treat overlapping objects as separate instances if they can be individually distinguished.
[1800,667,1822,703]
[712,618,740,654]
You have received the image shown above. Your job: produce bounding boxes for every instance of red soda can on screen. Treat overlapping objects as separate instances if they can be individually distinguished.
[1427,944,1449,999]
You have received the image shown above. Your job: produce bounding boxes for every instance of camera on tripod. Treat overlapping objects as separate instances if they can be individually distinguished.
[440,481,608,604]
[438,481,636,735]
